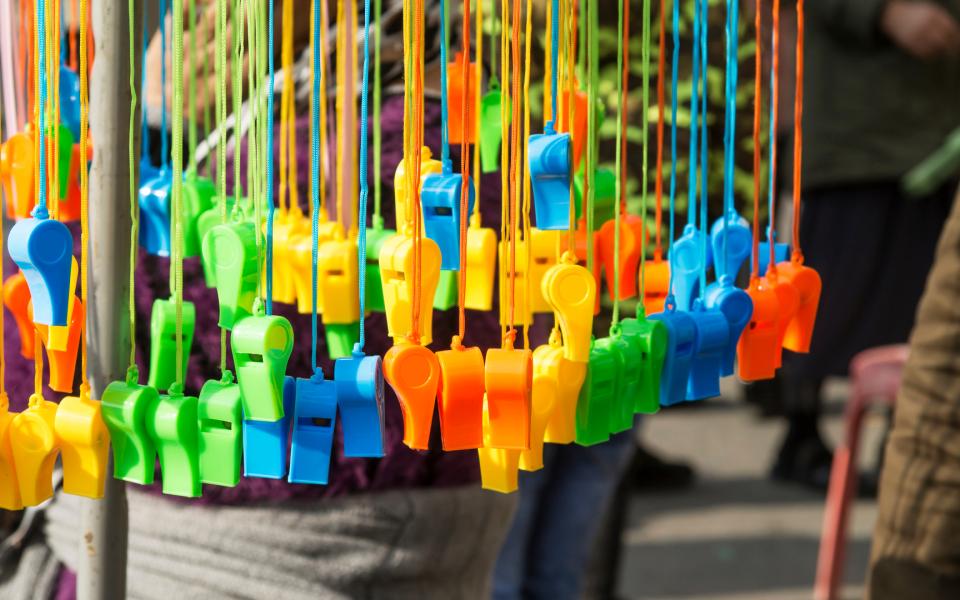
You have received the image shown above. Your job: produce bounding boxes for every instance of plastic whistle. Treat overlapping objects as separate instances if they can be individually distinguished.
[10,395,59,506]
[41,258,79,352]
[0,395,23,510]
[232,311,294,421]
[146,387,201,497]
[498,238,532,328]
[288,369,338,485]
[100,367,160,485]
[197,374,243,487]
[528,130,573,231]
[436,341,485,451]
[519,344,560,471]
[393,147,443,233]
[62,141,93,222]
[757,228,790,277]
[573,167,617,225]
[421,165,476,271]
[710,210,752,281]
[182,173,217,258]
[477,396,521,493]
[776,255,822,354]
[736,275,781,381]
[607,331,640,433]
[335,345,386,458]
[147,298,196,392]
[55,386,109,499]
[599,214,646,301]
[50,125,75,201]
[542,337,588,444]
[384,341,440,450]
[528,228,561,313]
[619,309,668,415]
[0,129,36,218]
[479,83,505,173]
[684,302,730,401]
[203,221,259,329]
[767,268,801,369]
[447,53,478,143]
[576,338,620,446]
[267,209,298,305]
[196,196,237,287]
[668,224,706,312]
[541,252,597,363]
[243,376,295,478]
[705,277,754,377]
[464,223,498,311]
[365,217,396,312]
[434,270,459,311]
[649,302,698,407]
[4,272,36,358]
[32,296,84,393]
[59,64,82,140]
[8,216,74,326]
[557,88,590,172]
[139,168,173,256]
[318,236,361,358]
[484,340,533,450]
[379,234,442,345]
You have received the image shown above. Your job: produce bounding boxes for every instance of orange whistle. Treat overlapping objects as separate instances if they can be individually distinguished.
[640,251,670,316]
[0,128,36,219]
[767,269,800,369]
[59,142,91,222]
[32,296,84,393]
[557,88,589,172]
[598,215,646,301]
[447,53,479,144]
[477,396,522,493]
[55,388,109,499]
[0,395,22,510]
[436,342,485,451]
[776,256,821,354]
[519,344,560,471]
[737,276,781,381]
[484,344,533,450]
[4,272,36,359]
[10,395,59,506]
[384,341,440,450]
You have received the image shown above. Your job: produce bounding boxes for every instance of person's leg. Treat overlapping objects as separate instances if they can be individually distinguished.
[869,190,960,598]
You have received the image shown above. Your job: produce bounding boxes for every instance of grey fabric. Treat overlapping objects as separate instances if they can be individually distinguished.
[45,485,515,600]
[0,524,60,600]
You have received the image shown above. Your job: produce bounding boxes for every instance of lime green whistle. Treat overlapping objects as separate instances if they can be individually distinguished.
[202,221,258,330]
[147,298,196,392]
[181,173,217,258]
[100,367,160,485]
[145,387,201,498]
[232,313,294,422]
[575,337,622,447]
[197,374,242,487]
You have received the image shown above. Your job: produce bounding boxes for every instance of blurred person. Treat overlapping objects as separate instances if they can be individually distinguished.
[770,0,960,490]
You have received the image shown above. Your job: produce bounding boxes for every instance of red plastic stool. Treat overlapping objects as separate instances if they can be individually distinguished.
[814,344,909,600]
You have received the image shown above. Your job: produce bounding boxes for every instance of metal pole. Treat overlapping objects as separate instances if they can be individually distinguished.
[81,0,140,598]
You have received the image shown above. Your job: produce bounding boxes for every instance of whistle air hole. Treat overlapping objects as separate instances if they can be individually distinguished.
[244,353,264,363]
[200,418,233,432]
[326,269,344,276]
[430,206,453,217]
[534,257,549,265]
[298,417,333,428]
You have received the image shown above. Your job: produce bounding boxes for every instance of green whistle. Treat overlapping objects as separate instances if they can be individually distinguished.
[575,337,622,447]
[147,298,196,392]
[365,219,394,312]
[181,173,217,258]
[620,308,667,415]
[433,270,459,311]
[480,83,506,173]
[325,322,360,359]
[196,197,238,287]
[100,367,160,485]
[573,167,617,224]
[197,374,242,487]
[145,387,201,498]
[232,312,294,422]
[202,221,258,330]
[608,330,641,434]
[49,124,74,200]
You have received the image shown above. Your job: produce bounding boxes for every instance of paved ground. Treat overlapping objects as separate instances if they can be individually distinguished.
[617,379,886,600]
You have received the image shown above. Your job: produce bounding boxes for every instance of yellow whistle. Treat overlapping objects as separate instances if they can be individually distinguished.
[540,334,587,444]
[477,396,521,494]
[393,147,443,233]
[289,219,345,314]
[265,209,298,305]
[55,388,109,499]
[317,235,360,324]
[498,239,532,328]
[378,233,442,345]
[541,252,597,363]
[45,258,79,352]
[528,228,561,314]
[0,395,22,510]
[10,395,59,506]
[464,223,498,311]
[519,344,559,472]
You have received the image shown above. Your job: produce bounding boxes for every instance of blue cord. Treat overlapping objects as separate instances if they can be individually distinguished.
[686,0,699,229]
[358,0,372,350]
[698,0,708,299]
[310,0,322,373]
[438,0,450,169]
[160,0,169,169]
[666,0,680,304]
[35,0,48,219]
[547,0,559,133]
[266,0,276,315]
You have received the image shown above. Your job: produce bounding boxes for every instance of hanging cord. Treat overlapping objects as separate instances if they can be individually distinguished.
[317,0,331,225]
[188,0,198,171]
[546,0,559,132]
[791,0,803,260]
[140,5,150,169]
[686,0,700,232]
[767,0,780,272]
[750,0,762,277]
[78,0,90,391]
[47,1,61,220]
[266,0,276,314]
[334,0,345,228]
[697,0,707,300]
[438,0,450,168]
[653,0,665,259]
[505,0,521,342]
[172,0,186,389]
[216,0,228,374]
[585,0,598,275]
[666,0,679,302]
[34,0,49,219]
[409,0,426,342]
[278,0,291,217]
[721,0,738,270]
[497,0,507,339]
[358,0,373,350]
[564,0,576,255]
[310,0,322,370]
[455,0,472,346]
[522,0,532,349]
[373,0,383,229]
[470,0,482,229]
[231,0,245,209]
[612,0,626,326]
[160,0,169,172]
[127,0,139,371]
[639,0,650,305]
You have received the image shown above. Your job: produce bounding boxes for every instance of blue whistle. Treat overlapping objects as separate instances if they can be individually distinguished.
[710,210,751,280]
[140,158,159,189]
[705,277,754,376]
[288,370,338,485]
[334,344,385,458]
[685,302,730,401]
[243,376,295,478]
[528,131,572,231]
[420,163,475,271]
[649,303,697,407]
[59,65,81,141]
[139,168,173,256]
[8,217,73,326]
[668,225,706,312]
[757,228,790,276]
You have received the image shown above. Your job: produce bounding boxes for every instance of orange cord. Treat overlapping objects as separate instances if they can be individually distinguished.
[70,0,78,71]
[654,0,665,258]
[406,0,426,343]
[750,0,762,278]
[565,0,576,255]
[457,0,472,343]
[767,0,780,273]
[791,0,803,259]
[505,0,521,341]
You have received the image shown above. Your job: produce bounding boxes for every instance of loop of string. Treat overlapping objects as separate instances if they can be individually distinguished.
[188,0,198,171]
[521,0,532,350]
[358,0,372,350]
[546,0,559,133]
[686,0,700,231]
[160,0,169,173]
[216,0,228,374]
[564,0,576,256]
[505,0,522,341]
[497,0,508,340]
[317,0,330,223]
[470,0,482,229]
[653,0,665,260]
[767,0,780,272]
[438,0,450,169]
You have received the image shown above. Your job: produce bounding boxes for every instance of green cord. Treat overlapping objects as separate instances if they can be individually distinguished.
[128,0,139,370]
[232,0,245,206]
[373,0,382,226]
[217,0,228,373]
[188,0,198,171]
[612,0,623,327]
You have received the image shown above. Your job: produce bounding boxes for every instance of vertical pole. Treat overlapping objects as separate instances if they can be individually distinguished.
[81,0,139,598]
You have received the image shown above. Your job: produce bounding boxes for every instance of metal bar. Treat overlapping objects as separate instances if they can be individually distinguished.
[80,0,140,597]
